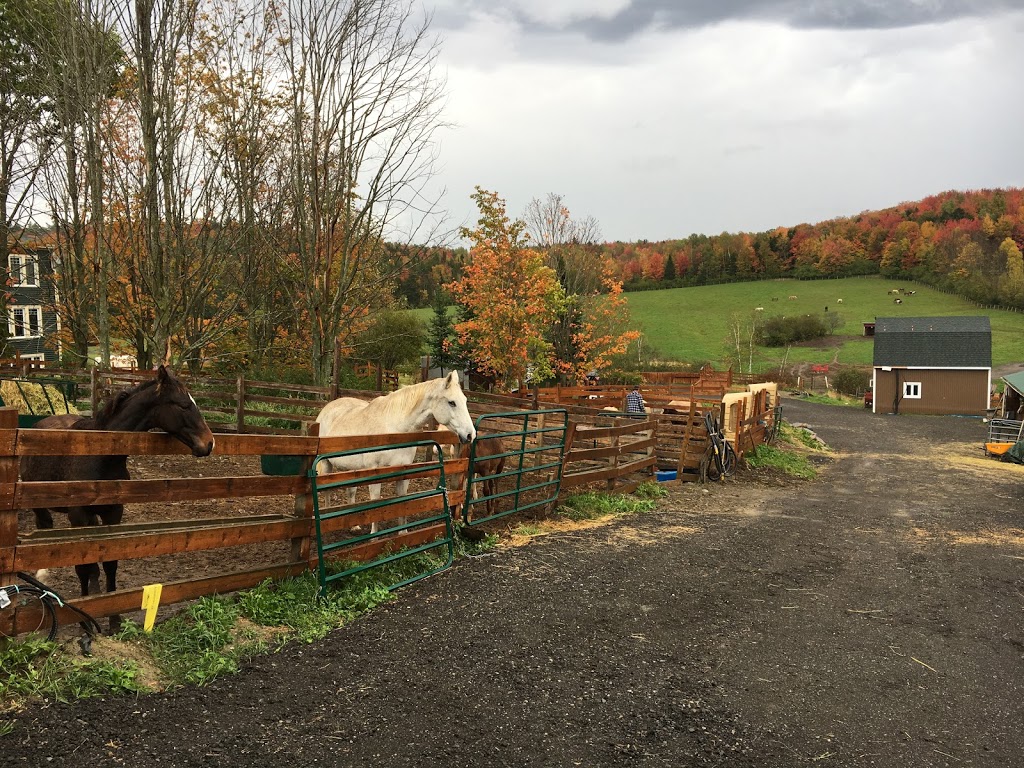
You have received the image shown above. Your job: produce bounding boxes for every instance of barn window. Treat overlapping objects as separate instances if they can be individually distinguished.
[903,381,922,399]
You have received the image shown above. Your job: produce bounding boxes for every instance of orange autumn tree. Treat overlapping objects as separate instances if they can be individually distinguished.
[448,188,561,388]
[557,264,640,382]
[523,196,639,382]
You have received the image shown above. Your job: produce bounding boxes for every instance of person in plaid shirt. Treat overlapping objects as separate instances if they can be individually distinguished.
[625,384,645,414]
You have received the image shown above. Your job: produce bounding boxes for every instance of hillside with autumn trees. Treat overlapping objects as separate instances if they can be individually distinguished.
[397,188,1024,311]
[608,188,1024,305]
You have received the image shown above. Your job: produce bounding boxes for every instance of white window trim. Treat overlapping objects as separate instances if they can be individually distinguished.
[9,254,39,288]
[8,305,43,339]
[903,381,922,399]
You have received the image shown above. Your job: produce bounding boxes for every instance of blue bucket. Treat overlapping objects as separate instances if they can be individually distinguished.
[655,470,677,482]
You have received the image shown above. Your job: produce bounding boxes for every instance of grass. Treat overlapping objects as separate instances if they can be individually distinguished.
[796,391,863,407]
[0,637,145,705]
[624,276,1024,369]
[555,490,659,521]
[0,549,460,714]
[745,443,819,480]
[744,421,831,480]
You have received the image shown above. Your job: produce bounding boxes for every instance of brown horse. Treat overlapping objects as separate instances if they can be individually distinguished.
[21,366,215,631]
[469,435,507,517]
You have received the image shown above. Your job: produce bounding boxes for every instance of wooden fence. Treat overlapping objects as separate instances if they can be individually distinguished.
[0,405,653,635]
[0,410,468,635]
[0,374,779,635]
[562,419,658,493]
[3,366,778,475]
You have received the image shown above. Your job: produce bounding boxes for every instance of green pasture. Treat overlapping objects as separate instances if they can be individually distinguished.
[624,277,1024,371]
[406,276,1024,372]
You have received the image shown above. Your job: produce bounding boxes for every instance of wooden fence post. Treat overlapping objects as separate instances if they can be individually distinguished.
[90,366,99,415]
[291,421,319,569]
[607,430,620,492]
[0,408,19,587]
[676,400,697,476]
[235,375,245,433]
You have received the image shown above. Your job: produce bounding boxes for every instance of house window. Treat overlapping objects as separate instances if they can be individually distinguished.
[9,306,43,338]
[9,255,38,287]
[903,381,922,399]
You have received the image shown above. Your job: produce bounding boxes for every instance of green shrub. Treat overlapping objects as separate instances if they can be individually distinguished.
[757,313,830,346]
[831,367,870,396]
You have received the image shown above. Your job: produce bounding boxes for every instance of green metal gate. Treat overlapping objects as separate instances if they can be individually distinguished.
[462,409,569,527]
[310,440,455,592]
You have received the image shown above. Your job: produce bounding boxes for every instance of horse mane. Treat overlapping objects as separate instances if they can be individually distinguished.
[364,378,433,420]
[94,378,160,428]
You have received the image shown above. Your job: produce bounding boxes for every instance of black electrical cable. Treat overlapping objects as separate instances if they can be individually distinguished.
[2,581,59,641]
[14,572,103,638]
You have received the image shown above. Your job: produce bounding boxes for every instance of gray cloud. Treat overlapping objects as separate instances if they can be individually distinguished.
[487,1,1024,42]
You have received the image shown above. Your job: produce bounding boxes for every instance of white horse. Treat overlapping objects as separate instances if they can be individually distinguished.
[315,372,477,530]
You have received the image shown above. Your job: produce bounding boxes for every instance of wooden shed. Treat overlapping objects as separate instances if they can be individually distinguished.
[871,316,991,415]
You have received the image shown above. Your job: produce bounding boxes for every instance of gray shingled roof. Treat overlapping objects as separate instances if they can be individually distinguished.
[873,316,991,368]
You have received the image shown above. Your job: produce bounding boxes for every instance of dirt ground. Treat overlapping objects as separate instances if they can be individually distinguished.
[5,398,1024,767]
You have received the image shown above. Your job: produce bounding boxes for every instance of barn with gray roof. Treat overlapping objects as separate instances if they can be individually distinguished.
[871,316,991,415]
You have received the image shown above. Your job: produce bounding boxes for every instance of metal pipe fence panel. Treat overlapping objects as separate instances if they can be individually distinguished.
[310,440,455,592]
[462,409,569,527]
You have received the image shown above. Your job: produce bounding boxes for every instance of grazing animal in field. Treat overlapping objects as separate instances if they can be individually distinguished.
[837,298,843,304]
[754,306,764,311]
[888,289,900,295]
[469,435,507,518]
[894,298,903,304]
[315,372,476,532]
[788,295,798,300]
[22,366,215,632]
[771,297,779,302]
[905,290,916,296]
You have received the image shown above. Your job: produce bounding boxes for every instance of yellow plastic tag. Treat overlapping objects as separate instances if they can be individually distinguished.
[141,583,164,632]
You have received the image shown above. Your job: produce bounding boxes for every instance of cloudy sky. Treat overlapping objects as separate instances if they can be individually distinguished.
[421,0,1024,243]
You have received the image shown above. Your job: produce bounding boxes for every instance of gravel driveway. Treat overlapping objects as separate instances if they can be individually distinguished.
[5,399,1024,767]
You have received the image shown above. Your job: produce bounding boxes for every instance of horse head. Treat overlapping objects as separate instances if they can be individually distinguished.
[146,366,216,457]
[427,371,476,444]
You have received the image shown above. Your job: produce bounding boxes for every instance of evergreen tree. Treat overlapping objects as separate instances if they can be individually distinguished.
[663,254,676,281]
[427,292,454,373]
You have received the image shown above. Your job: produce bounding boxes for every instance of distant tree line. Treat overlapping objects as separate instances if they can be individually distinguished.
[395,188,1024,313]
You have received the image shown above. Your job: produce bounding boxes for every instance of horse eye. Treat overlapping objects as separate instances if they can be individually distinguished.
[447,400,456,408]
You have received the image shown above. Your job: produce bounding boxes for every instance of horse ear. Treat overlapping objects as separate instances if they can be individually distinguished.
[445,371,458,390]
[155,365,170,391]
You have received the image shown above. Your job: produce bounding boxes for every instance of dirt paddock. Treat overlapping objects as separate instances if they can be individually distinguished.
[5,399,1024,767]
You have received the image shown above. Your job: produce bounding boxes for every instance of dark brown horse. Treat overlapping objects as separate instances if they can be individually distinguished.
[21,365,215,631]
